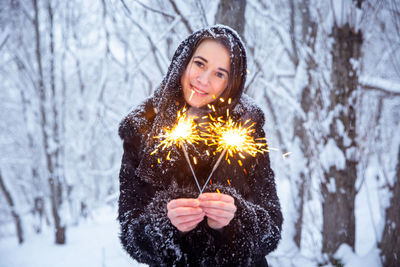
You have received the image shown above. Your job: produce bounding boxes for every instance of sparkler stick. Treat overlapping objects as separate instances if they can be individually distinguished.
[151,108,203,192]
[189,89,195,102]
[180,141,201,192]
[199,147,227,195]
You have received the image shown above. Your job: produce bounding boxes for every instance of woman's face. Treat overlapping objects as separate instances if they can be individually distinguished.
[181,39,230,108]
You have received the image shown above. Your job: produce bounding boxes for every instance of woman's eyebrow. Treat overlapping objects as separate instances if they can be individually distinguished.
[193,56,229,75]
[218,67,229,76]
[193,56,207,62]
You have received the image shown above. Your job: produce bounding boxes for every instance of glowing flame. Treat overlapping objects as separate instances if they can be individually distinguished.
[152,108,201,153]
[203,115,268,163]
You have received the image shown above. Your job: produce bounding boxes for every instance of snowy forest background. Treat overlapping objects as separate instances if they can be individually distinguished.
[0,0,399,266]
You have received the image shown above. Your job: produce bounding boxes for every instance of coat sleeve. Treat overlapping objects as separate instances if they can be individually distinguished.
[117,115,186,266]
[182,125,283,266]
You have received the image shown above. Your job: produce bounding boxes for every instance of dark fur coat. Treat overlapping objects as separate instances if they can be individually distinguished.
[118,25,282,266]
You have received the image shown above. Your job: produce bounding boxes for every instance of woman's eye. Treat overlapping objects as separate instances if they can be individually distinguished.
[194,61,204,67]
[216,72,225,79]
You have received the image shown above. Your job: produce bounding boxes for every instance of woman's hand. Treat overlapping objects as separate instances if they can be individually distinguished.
[167,198,205,233]
[199,193,237,230]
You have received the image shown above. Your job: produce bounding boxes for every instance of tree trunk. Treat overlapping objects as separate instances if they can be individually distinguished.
[214,0,246,36]
[33,0,65,245]
[0,169,24,244]
[379,145,400,267]
[321,22,362,262]
[292,0,318,248]
[19,88,45,233]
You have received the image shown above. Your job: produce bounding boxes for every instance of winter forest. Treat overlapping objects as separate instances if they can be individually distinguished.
[0,0,399,266]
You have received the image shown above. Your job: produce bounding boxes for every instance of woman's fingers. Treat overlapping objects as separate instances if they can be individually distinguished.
[199,192,234,204]
[201,206,235,219]
[166,194,237,231]
[199,200,237,212]
[167,206,203,219]
[198,192,237,229]
[174,212,205,224]
[177,216,204,232]
[167,198,205,232]
[167,198,200,210]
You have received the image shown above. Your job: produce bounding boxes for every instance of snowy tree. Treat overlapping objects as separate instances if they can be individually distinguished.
[0,169,23,244]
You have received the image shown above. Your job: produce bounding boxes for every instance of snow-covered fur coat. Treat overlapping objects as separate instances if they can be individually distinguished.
[118,25,282,266]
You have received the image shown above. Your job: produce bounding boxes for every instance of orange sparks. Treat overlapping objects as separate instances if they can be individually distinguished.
[216,188,221,194]
[219,98,225,103]
[201,115,268,165]
[210,179,213,185]
[193,156,197,165]
[227,179,231,186]
[151,108,202,160]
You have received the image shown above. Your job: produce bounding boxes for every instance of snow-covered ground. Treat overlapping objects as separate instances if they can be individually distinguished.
[0,206,145,267]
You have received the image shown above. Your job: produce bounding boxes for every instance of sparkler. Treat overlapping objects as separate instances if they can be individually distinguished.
[151,108,202,192]
[151,101,274,196]
[199,110,269,195]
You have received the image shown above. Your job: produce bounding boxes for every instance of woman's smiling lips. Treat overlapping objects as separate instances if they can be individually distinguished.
[190,85,208,95]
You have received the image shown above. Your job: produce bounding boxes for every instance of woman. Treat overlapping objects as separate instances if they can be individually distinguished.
[118,25,282,266]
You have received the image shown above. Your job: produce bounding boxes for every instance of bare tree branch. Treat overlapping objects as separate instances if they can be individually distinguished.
[360,77,400,96]
[168,0,193,33]
[196,0,209,27]
[131,0,175,19]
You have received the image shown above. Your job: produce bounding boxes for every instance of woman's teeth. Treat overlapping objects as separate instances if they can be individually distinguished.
[191,86,207,95]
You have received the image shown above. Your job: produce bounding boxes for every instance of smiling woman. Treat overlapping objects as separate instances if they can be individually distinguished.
[181,39,230,108]
[118,25,282,266]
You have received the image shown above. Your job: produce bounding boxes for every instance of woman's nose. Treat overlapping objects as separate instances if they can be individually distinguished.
[197,71,210,85]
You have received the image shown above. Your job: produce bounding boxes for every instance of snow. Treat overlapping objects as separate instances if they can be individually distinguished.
[355,169,381,256]
[359,76,400,94]
[320,138,346,171]
[0,206,146,267]
[335,244,381,267]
